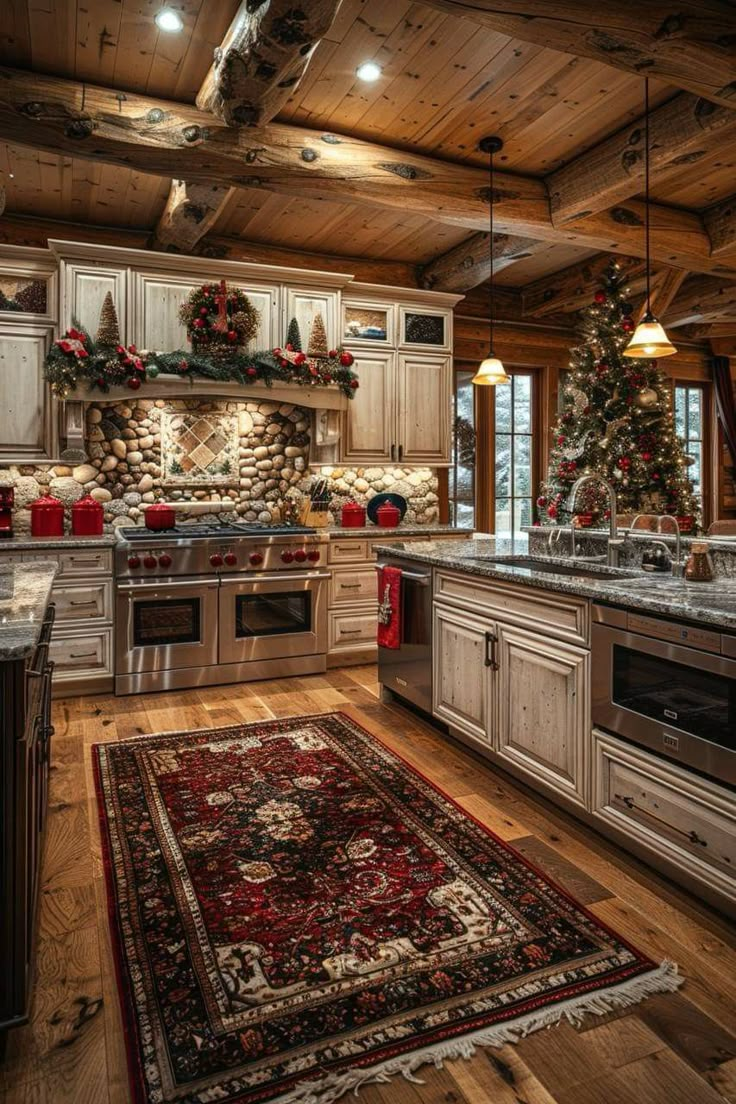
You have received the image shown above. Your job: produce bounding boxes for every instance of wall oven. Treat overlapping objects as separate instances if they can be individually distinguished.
[219,571,328,665]
[592,604,736,787]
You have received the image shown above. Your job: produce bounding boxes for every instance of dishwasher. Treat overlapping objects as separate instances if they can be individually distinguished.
[376,554,433,714]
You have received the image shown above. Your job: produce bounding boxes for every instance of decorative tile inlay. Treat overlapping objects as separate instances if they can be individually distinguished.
[162,411,239,485]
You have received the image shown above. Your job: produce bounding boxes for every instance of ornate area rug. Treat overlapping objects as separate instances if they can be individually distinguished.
[94,712,680,1104]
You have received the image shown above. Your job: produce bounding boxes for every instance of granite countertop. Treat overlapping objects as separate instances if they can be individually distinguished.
[0,533,118,551]
[374,535,736,634]
[328,525,472,538]
[0,561,58,660]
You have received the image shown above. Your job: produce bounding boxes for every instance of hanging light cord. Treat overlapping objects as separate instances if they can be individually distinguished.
[644,76,651,314]
[489,149,494,352]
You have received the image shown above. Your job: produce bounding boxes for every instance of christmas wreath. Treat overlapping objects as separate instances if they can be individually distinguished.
[179,280,260,357]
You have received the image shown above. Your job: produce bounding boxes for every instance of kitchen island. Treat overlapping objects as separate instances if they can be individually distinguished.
[375,535,736,917]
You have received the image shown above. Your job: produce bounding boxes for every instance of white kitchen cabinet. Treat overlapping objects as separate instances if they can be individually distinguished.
[496,623,590,807]
[0,321,56,463]
[433,603,493,745]
[397,353,451,465]
[61,260,129,339]
[340,348,396,464]
[284,287,340,352]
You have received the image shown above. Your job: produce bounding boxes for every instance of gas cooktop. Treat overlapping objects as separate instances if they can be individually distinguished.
[119,523,317,542]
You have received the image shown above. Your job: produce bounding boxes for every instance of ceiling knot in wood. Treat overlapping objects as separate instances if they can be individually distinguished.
[146,108,166,124]
[377,163,432,181]
[301,148,318,162]
[610,206,645,227]
[321,134,341,144]
[182,125,206,144]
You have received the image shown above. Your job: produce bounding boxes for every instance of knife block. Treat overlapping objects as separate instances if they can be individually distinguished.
[299,502,330,527]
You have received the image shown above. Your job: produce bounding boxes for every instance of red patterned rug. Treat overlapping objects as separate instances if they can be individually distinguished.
[94,712,680,1104]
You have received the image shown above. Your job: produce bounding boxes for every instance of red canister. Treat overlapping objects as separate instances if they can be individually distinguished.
[71,494,104,536]
[144,502,176,531]
[341,501,366,528]
[376,502,401,528]
[30,494,65,537]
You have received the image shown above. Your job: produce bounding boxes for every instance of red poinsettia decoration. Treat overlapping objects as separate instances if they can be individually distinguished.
[56,327,90,358]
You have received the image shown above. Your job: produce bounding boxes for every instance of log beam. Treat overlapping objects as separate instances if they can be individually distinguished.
[152,181,235,253]
[704,194,736,257]
[522,254,646,317]
[418,231,547,292]
[196,1,342,127]
[636,266,688,322]
[547,93,736,226]
[664,276,736,327]
[420,1,736,109]
[1,68,736,277]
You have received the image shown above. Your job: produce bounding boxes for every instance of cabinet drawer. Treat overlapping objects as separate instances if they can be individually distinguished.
[328,539,370,564]
[330,565,377,605]
[52,579,112,623]
[21,547,112,576]
[434,569,589,647]
[593,729,736,907]
[328,608,378,652]
[49,627,113,679]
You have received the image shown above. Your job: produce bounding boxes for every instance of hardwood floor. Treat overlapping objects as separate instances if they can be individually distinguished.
[2,665,735,1104]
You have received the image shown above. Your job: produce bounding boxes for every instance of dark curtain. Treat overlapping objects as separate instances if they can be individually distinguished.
[712,356,736,471]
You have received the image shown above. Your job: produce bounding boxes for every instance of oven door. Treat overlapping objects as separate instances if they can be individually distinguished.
[116,577,219,676]
[592,622,736,785]
[219,571,328,664]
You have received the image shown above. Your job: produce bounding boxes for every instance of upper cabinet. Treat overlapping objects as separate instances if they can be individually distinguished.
[0,321,56,462]
[284,287,339,353]
[61,260,129,342]
[397,353,451,465]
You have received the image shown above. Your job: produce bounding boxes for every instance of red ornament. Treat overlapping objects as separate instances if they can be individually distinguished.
[127,376,142,390]
[285,343,293,352]
[179,359,189,372]
[199,307,208,316]
[537,495,547,507]
[116,344,125,354]
[349,379,359,390]
[653,472,661,480]
[280,358,289,369]
[227,330,237,342]
[557,435,566,446]
[193,318,205,329]
[594,290,607,304]
[547,504,558,519]
[273,347,282,357]
[246,367,258,378]
[340,352,354,367]
[622,318,634,332]
[294,352,307,365]
[323,374,333,383]
[96,377,106,388]
[309,365,319,376]
[641,451,652,461]
[328,349,338,358]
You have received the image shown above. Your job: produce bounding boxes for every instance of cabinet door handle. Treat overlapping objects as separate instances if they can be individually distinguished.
[398,444,403,462]
[484,630,499,670]
[390,444,396,461]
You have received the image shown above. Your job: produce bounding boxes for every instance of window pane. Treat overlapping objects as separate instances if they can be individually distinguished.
[495,383,512,432]
[451,371,475,528]
[496,497,511,535]
[514,498,532,534]
[688,390,702,438]
[456,502,475,527]
[513,375,532,432]
[495,434,511,497]
[674,388,686,437]
[513,435,531,495]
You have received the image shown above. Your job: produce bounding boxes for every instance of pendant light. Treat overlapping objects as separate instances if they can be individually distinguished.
[623,78,677,359]
[472,136,510,385]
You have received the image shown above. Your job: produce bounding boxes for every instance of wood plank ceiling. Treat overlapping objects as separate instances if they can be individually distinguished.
[0,0,734,308]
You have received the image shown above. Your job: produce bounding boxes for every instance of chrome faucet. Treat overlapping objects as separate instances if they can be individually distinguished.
[568,474,623,566]
[630,512,683,576]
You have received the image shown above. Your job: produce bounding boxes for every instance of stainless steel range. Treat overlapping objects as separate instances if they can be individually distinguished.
[114,523,329,695]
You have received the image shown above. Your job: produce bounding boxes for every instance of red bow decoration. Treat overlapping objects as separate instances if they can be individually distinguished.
[56,327,89,358]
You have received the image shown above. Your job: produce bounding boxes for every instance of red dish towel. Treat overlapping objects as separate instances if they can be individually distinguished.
[377,565,401,649]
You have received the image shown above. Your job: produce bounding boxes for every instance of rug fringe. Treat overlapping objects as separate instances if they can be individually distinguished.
[274,960,682,1104]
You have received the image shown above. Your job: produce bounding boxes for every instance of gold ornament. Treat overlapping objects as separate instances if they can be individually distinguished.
[635,386,659,409]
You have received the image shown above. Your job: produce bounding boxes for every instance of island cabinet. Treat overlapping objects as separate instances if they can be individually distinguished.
[433,570,591,809]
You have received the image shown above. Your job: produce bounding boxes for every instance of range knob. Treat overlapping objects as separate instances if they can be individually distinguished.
[307,549,321,563]
[209,552,224,568]
[224,552,238,567]
[281,549,294,564]
[158,553,172,569]
[127,555,141,569]
[249,551,264,566]
[143,554,158,570]
[294,548,307,563]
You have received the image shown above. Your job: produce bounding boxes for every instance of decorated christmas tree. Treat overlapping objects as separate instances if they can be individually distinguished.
[286,316,302,352]
[308,312,328,357]
[96,291,120,346]
[538,261,700,529]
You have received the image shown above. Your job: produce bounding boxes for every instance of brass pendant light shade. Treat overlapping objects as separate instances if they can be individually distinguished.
[472,136,510,386]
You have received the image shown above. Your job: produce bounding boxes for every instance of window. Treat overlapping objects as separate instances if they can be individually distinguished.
[495,372,534,536]
[674,384,704,519]
[450,370,476,527]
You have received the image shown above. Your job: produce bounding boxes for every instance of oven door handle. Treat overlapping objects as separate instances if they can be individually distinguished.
[219,571,331,585]
[117,580,220,594]
[375,563,431,584]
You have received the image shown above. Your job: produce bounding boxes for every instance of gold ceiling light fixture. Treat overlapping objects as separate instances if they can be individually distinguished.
[623,78,677,359]
[472,136,510,386]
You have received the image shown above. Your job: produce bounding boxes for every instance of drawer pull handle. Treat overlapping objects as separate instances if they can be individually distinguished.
[619,794,635,809]
[70,651,97,659]
[484,630,498,670]
[341,583,363,590]
[70,558,101,566]
[69,599,95,607]
[340,629,363,636]
[688,830,708,847]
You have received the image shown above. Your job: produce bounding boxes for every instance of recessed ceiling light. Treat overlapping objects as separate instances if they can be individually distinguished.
[356,61,382,82]
[155,8,183,32]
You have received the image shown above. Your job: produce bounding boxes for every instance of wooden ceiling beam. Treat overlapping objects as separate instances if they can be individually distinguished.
[683,322,736,339]
[418,231,546,292]
[703,194,736,257]
[521,254,647,317]
[664,276,736,326]
[152,181,235,253]
[196,0,343,127]
[635,266,688,322]
[547,93,736,226]
[419,2,736,109]
[1,69,735,278]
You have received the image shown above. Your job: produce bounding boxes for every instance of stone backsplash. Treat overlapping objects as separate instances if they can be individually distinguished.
[1,399,439,530]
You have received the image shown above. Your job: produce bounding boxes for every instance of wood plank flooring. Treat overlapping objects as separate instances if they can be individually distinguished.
[2,666,735,1104]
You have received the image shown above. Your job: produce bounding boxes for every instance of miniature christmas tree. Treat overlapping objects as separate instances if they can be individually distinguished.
[286,316,302,351]
[308,311,328,357]
[96,291,121,347]
[538,260,700,528]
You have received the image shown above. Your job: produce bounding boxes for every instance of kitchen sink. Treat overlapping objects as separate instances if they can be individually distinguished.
[467,555,641,581]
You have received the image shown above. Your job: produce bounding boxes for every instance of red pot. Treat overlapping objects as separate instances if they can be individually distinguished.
[376,502,401,528]
[144,502,176,531]
[30,494,64,538]
[71,494,104,536]
[341,501,366,528]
